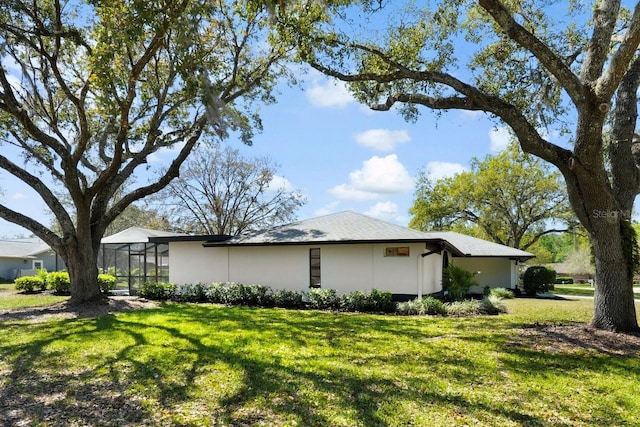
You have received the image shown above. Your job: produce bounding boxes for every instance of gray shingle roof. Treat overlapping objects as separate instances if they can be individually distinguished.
[423,230,534,258]
[0,238,42,259]
[209,211,534,260]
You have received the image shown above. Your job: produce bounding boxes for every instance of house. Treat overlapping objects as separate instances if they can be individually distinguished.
[0,237,65,280]
[149,211,534,299]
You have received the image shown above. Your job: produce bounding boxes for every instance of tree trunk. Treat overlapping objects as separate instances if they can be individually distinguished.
[63,222,104,305]
[590,224,639,332]
[562,151,639,332]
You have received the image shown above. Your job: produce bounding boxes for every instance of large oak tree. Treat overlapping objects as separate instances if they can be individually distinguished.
[287,0,640,331]
[0,0,294,303]
[410,144,574,251]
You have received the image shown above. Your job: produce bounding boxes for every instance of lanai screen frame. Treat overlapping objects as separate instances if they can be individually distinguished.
[98,242,169,294]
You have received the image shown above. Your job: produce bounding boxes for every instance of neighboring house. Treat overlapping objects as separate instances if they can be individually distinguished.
[150,211,534,299]
[0,237,65,280]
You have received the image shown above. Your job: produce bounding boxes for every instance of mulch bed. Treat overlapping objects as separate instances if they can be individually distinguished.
[0,296,159,323]
[515,323,640,356]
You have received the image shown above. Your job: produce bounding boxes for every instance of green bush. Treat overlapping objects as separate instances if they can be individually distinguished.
[307,288,340,310]
[272,289,306,309]
[14,275,46,292]
[396,296,445,316]
[175,283,208,302]
[340,289,396,313]
[442,265,478,301]
[489,288,515,299]
[555,276,574,284]
[138,282,177,300]
[47,271,70,294]
[97,274,117,293]
[220,283,274,306]
[523,266,557,296]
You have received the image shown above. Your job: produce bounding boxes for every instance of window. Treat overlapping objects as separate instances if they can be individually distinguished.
[309,248,321,288]
[33,260,44,270]
[385,247,410,257]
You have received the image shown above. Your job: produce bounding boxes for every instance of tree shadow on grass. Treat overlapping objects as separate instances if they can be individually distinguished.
[1,304,637,426]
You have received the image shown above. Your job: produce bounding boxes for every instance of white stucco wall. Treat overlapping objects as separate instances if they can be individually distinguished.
[421,252,443,295]
[167,241,443,296]
[168,241,229,285]
[227,246,310,291]
[453,257,516,291]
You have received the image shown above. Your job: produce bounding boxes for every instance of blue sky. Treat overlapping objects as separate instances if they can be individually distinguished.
[0,67,512,238]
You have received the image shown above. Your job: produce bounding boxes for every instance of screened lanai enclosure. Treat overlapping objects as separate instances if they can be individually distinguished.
[98,227,183,294]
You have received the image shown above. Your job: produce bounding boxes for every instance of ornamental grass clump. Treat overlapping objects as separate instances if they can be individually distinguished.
[489,288,515,299]
[444,299,483,316]
[396,296,446,315]
[480,295,508,315]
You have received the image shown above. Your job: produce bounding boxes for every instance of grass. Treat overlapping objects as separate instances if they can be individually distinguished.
[0,283,68,310]
[0,298,639,426]
[552,283,640,299]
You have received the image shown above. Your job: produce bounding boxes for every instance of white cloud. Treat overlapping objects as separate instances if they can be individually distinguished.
[354,129,410,152]
[364,201,408,224]
[267,175,294,192]
[329,155,414,202]
[489,127,512,152]
[426,161,467,181]
[11,192,26,200]
[306,79,354,108]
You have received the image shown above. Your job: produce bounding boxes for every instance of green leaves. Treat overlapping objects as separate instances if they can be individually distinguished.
[410,143,573,250]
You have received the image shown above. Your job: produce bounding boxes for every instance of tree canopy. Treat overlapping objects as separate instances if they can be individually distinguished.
[151,144,306,235]
[288,0,640,331]
[409,144,574,251]
[0,0,296,302]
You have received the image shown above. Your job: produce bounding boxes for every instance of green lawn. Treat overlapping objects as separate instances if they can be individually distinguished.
[0,283,69,310]
[552,283,640,299]
[1,298,639,426]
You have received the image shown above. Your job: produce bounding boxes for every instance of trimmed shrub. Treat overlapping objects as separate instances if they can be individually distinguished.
[523,266,557,296]
[444,299,483,316]
[307,288,340,310]
[480,295,508,315]
[175,283,208,302]
[341,289,396,313]
[14,275,46,292]
[220,283,274,306]
[442,265,478,301]
[489,288,515,299]
[138,282,176,300]
[47,271,70,294]
[272,289,306,309]
[98,274,117,293]
[555,276,574,284]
